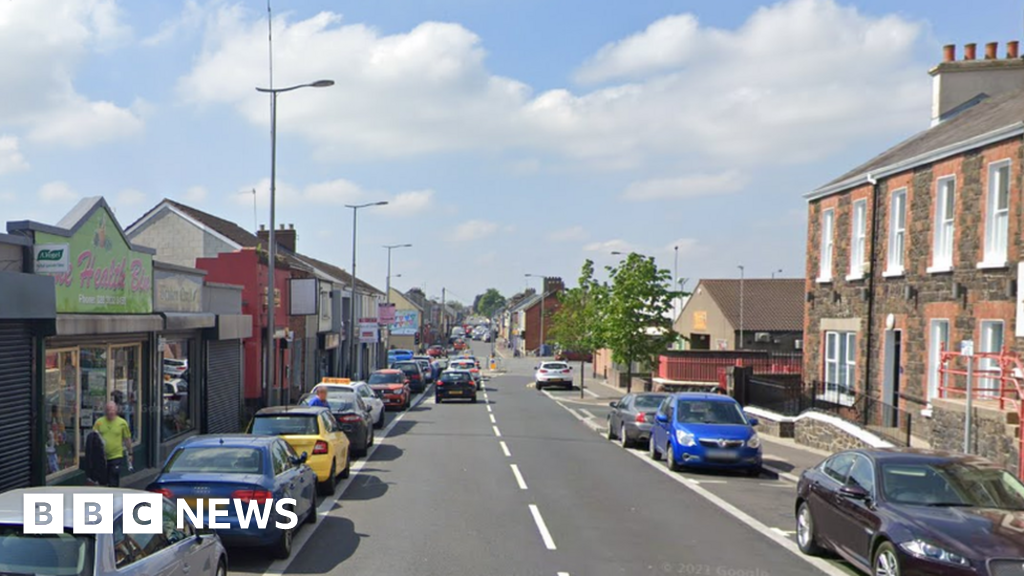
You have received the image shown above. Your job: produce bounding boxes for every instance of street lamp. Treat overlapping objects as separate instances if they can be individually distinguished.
[771,269,783,279]
[254,79,334,406]
[383,243,412,352]
[525,274,551,357]
[737,265,745,351]
[345,201,389,378]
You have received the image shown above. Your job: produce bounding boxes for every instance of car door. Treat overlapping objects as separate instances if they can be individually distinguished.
[162,498,217,576]
[359,384,383,421]
[110,514,176,576]
[610,395,631,430]
[271,440,304,513]
[652,398,670,448]
[831,455,881,569]
[809,453,856,549]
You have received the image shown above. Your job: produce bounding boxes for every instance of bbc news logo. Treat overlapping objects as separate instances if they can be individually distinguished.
[23,494,299,535]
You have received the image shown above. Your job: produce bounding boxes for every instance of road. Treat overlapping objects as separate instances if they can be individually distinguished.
[227,342,856,576]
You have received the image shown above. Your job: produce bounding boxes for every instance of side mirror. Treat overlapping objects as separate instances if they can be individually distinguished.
[609,401,618,408]
[655,413,669,423]
[747,417,759,427]
[838,485,870,500]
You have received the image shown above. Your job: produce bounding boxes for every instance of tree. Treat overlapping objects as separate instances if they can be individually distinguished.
[549,260,607,396]
[604,253,680,394]
[474,288,506,318]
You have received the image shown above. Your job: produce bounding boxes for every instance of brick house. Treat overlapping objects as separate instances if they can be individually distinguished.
[803,41,1024,467]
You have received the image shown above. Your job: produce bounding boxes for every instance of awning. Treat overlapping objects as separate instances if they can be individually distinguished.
[56,314,164,336]
[214,314,252,340]
[162,312,216,331]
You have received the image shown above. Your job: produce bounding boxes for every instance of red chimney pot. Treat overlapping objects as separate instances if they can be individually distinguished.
[964,43,977,60]
[1008,41,1019,58]
[985,42,998,60]
[942,44,956,62]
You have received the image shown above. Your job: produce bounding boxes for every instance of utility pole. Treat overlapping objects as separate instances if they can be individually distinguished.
[383,244,412,353]
[737,265,745,350]
[441,288,447,345]
[673,245,679,320]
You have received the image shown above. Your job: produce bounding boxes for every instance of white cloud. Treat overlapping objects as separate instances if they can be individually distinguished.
[178,0,927,168]
[116,188,146,206]
[449,219,498,242]
[623,171,748,201]
[142,0,203,46]
[548,226,588,242]
[380,189,435,217]
[28,99,143,147]
[39,181,78,203]
[661,238,700,256]
[304,178,367,205]
[583,239,635,254]
[0,137,29,174]
[183,185,208,203]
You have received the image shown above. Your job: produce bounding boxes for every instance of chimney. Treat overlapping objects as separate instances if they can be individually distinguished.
[930,41,1024,125]
[256,224,297,253]
[543,277,564,295]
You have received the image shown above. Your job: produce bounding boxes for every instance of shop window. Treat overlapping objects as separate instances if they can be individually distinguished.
[79,347,109,453]
[44,350,79,479]
[161,338,193,441]
[111,345,141,444]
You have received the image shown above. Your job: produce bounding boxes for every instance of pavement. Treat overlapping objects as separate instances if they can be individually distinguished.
[218,341,855,576]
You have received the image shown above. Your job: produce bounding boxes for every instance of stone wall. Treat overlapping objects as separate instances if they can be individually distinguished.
[930,399,1020,473]
[744,411,794,438]
[794,414,881,453]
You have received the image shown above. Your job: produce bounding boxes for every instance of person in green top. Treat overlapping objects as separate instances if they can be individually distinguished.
[93,401,132,487]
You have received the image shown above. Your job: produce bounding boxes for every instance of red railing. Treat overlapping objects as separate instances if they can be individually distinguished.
[658,352,802,383]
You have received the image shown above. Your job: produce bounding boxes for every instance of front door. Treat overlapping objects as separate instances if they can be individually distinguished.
[881,330,901,428]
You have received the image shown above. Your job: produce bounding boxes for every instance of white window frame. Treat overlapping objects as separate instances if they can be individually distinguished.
[927,319,950,402]
[981,160,1011,268]
[847,199,867,280]
[823,331,856,406]
[818,208,835,282]
[928,176,956,273]
[979,320,1005,397]
[885,188,907,277]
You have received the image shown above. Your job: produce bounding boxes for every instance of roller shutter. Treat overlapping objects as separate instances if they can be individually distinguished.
[0,322,33,491]
[205,340,241,434]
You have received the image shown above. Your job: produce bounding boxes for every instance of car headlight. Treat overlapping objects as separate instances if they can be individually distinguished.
[747,434,761,449]
[675,430,696,447]
[900,540,970,567]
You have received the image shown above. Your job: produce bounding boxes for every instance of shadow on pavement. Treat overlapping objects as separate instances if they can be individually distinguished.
[385,420,420,438]
[340,474,390,502]
[763,458,795,473]
[282,516,365,574]
[366,443,403,462]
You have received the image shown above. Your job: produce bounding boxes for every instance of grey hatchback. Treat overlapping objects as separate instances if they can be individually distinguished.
[607,393,670,448]
[0,487,227,576]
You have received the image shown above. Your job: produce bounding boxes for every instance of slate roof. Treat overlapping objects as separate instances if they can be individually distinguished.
[698,279,804,332]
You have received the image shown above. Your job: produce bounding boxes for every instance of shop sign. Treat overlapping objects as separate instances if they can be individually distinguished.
[35,208,153,314]
[359,318,379,343]
[318,281,333,332]
[323,332,340,350]
[390,309,420,335]
[33,243,70,274]
[154,270,203,313]
[378,303,396,325]
[289,278,318,316]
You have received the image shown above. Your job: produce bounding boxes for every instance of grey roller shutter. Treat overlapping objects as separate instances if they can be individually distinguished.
[0,322,33,491]
[205,340,241,434]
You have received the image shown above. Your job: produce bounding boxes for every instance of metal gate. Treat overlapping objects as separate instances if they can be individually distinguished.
[206,340,242,434]
[0,322,33,491]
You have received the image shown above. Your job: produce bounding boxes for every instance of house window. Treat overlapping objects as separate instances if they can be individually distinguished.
[927,319,950,402]
[887,189,906,274]
[823,331,856,406]
[819,209,834,281]
[849,199,867,278]
[984,161,1011,265]
[979,320,1005,396]
[932,176,956,270]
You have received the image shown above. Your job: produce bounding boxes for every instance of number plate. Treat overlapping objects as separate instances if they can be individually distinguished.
[704,448,739,461]
[449,390,462,395]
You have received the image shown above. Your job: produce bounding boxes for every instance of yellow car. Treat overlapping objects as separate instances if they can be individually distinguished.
[247,405,351,496]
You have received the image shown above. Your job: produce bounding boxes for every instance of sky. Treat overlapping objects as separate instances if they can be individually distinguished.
[2,0,1022,304]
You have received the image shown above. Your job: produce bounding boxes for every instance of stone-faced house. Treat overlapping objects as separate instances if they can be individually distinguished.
[804,41,1024,470]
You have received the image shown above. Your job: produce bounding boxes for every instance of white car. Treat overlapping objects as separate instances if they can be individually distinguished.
[318,383,386,429]
[535,361,574,391]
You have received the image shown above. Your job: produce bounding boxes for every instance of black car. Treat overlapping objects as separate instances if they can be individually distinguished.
[607,392,669,448]
[392,361,426,393]
[300,389,374,457]
[435,370,477,403]
[797,448,1024,576]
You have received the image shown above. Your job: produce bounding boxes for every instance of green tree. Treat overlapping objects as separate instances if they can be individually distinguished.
[604,253,680,394]
[549,260,607,395]
[474,288,507,318]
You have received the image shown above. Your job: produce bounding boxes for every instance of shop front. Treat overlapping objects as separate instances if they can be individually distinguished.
[10,198,160,485]
[203,282,251,434]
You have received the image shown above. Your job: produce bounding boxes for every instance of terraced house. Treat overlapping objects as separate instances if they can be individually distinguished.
[804,41,1024,472]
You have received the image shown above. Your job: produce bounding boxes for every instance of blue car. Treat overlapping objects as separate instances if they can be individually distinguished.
[387,349,414,363]
[147,435,318,559]
[648,393,762,476]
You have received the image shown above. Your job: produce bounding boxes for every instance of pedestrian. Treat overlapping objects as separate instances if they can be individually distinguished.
[93,401,131,487]
[308,386,329,408]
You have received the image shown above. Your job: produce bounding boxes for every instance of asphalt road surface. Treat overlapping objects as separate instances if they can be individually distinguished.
[226,342,856,576]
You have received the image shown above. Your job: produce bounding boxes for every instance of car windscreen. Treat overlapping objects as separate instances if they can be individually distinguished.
[675,400,747,425]
[252,415,319,435]
[881,462,1024,508]
[394,363,418,374]
[369,373,402,384]
[324,393,358,412]
[635,395,669,409]
[441,373,472,383]
[0,524,94,576]
[543,363,568,370]
[164,446,263,474]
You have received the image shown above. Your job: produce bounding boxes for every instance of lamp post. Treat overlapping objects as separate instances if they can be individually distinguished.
[383,243,412,353]
[254,79,333,406]
[525,274,551,357]
[345,201,388,379]
[737,265,745,350]
[771,269,783,279]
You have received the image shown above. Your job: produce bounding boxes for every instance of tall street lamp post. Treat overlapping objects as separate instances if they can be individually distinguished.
[737,265,745,350]
[383,243,412,352]
[345,201,388,378]
[255,79,334,406]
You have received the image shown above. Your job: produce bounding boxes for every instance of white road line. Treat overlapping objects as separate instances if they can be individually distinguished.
[511,464,528,489]
[625,450,848,576]
[771,528,796,536]
[578,409,596,419]
[558,573,571,576]
[489,413,497,424]
[528,504,557,550]
[583,387,599,398]
[487,405,492,413]
[493,425,502,437]
[500,441,511,457]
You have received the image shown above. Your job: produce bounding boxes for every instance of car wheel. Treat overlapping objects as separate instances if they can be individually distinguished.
[536,383,544,392]
[649,436,662,461]
[216,559,227,576]
[796,501,824,556]
[607,422,616,441]
[435,395,443,404]
[317,462,336,496]
[873,541,901,576]
[746,465,762,478]
[619,424,632,449]
[305,502,317,525]
[340,455,350,479]
[271,527,293,559]
[666,443,682,472]
[470,394,477,403]
[367,426,375,448]
[374,410,385,429]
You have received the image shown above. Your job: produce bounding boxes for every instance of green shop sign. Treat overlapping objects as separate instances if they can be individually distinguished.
[36,208,153,314]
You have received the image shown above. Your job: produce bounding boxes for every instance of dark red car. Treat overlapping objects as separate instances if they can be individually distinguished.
[796,448,1024,575]
[368,369,411,410]
[427,345,445,358]
[555,350,593,363]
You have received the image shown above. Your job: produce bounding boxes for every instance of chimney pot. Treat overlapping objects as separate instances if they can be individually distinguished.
[279,224,285,230]
[943,44,956,62]
[1008,41,1019,58]
[986,42,998,60]
[964,43,977,60]
[259,224,266,231]
[289,223,294,230]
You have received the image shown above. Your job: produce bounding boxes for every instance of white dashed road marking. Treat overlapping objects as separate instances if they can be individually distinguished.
[500,441,511,457]
[529,504,557,550]
[511,464,528,490]
[493,425,502,437]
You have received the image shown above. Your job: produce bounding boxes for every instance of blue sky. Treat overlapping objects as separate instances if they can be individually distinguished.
[3,0,1022,303]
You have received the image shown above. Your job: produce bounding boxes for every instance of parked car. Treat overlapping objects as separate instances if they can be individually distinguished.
[368,369,411,410]
[448,358,482,389]
[350,381,386,429]
[607,392,670,448]
[795,448,1024,576]
[427,345,446,358]
[648,393,762,476]
[391,360,426,393]
[452,338,467,351]
[298,388,374,457]
[435,370,477,403]
[387,349,414,363]
[412,356,436,384]
[163,358,188,378]
[534,361,573,391]
[0,487,227,576]
[147,435,317,559]
[555,349,593,363]
[247,405,350,495]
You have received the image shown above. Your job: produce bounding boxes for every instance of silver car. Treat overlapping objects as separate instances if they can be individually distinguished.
[0,487,227,576]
